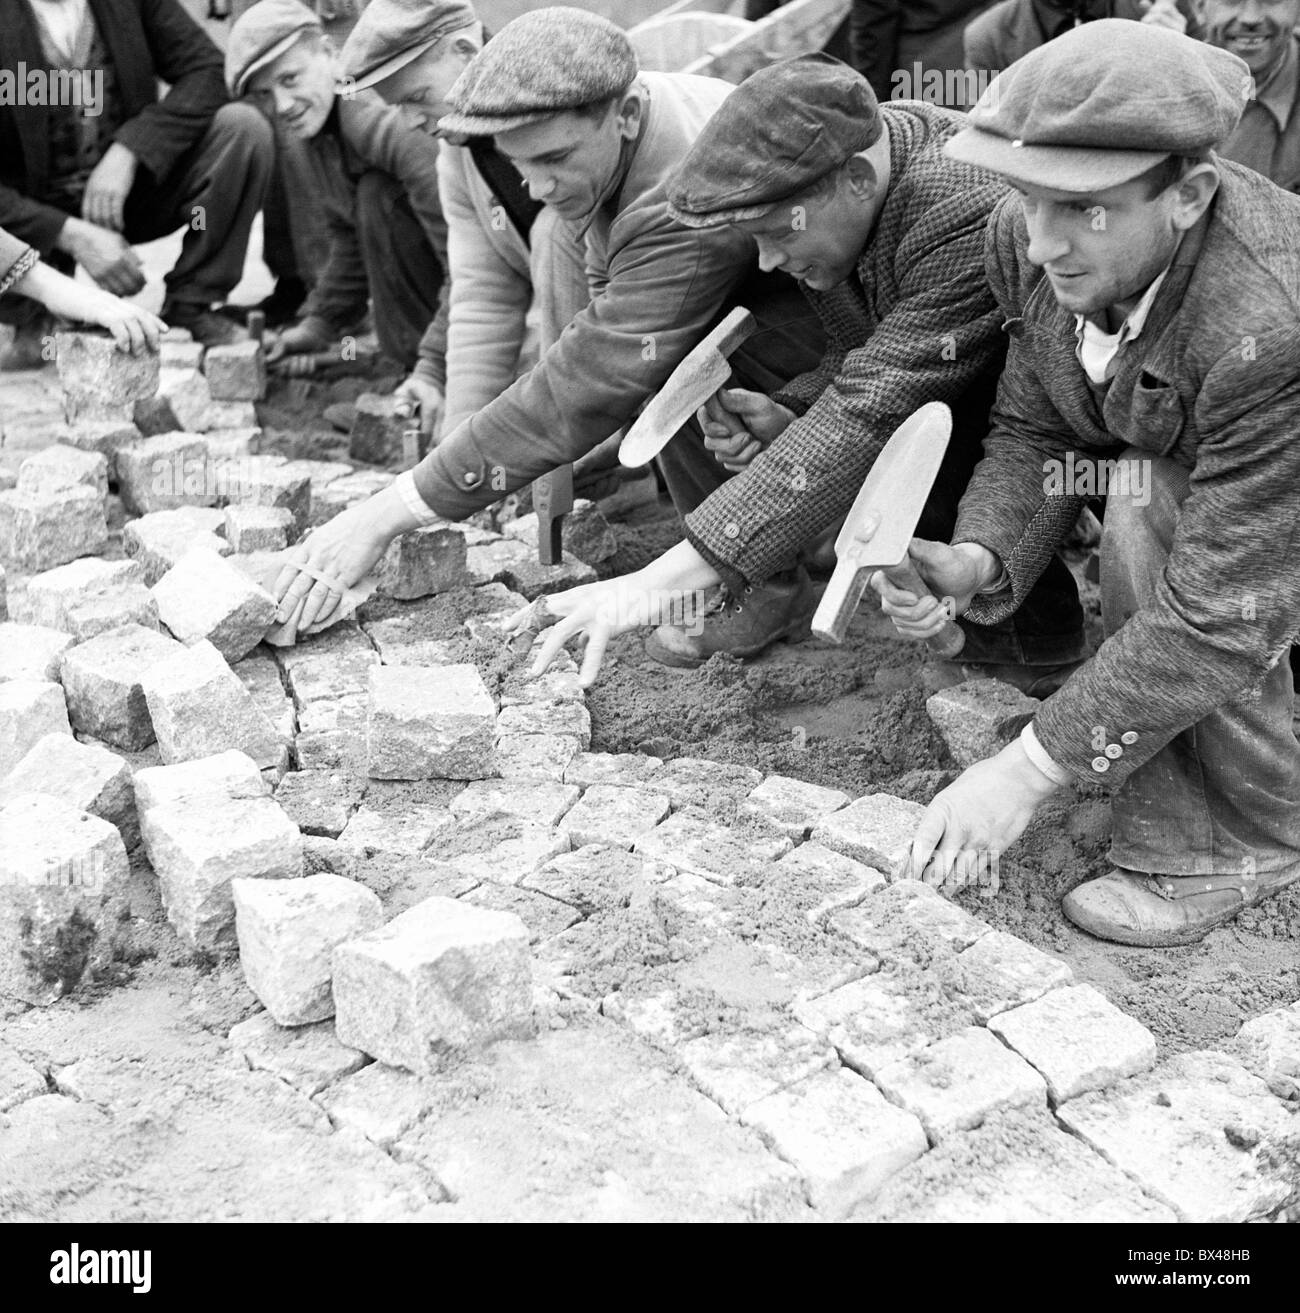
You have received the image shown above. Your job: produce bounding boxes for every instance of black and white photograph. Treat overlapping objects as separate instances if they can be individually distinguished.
[0,0,1296,1247]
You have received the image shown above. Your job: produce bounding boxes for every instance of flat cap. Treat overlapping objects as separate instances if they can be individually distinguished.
[439,5,637,137]
[226,0,322,98]
[946,19,1253,192]
[666,54,882,228]
[339,0,479,93]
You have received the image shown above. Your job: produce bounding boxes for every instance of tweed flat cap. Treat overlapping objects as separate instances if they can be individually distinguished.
[946,19,1252,192]
[226,0,322,98]
[438,5,637,137]
[339,0,479,93]
[666,54,882,228]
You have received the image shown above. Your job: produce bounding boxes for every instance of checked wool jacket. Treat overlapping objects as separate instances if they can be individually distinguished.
[683,100,1011,595]
[956,163,1300,787]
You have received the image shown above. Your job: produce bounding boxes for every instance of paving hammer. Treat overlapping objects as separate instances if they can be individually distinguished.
[811,400,966,656]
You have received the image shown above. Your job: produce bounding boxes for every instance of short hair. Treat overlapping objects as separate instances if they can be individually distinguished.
[1139,150,1213,198]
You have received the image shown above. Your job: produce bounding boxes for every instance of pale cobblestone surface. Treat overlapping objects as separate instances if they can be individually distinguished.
[0,365,1292,1222]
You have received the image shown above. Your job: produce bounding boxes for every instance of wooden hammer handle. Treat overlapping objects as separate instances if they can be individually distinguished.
[886,557,966,659]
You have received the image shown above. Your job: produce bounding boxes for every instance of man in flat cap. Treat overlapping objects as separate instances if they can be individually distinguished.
[225,0,448,379]
[872,19,1300,945]
[518,52,1087,682]
[339,0,587,443]
[0,0,273,357]
[272,4,823,651]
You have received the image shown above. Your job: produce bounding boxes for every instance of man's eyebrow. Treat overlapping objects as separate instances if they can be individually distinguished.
[500,145,571,164]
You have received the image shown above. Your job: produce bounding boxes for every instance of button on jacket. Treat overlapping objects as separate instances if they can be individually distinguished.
[955,161,1300,787]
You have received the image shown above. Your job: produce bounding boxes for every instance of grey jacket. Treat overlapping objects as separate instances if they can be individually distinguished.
[411,71,760,518]
[956,162,1300,787]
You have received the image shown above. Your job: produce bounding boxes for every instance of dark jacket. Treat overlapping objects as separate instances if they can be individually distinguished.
[0,0,227,253]
[683,101,1010,595]
[956,163,1300,786]
[851,0,994,99]
[289,90,447,349]
[963,0,1195,73]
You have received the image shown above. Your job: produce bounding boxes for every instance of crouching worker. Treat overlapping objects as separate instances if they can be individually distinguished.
[516,55,1087,690]
[225,0,449,377]
[873,20,1300,946]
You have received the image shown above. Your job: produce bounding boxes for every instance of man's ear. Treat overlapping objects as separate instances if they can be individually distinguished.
[842,152,880,200]
[615,88,642,140]
[1172,162,1219,231]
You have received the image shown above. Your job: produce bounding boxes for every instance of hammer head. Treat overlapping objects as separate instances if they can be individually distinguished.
[618,307,757,468]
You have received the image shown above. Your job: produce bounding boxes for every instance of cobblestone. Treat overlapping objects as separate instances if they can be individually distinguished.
[873,1025,1048,1143]
[122,506,230,585]
[1235,1003,1300,1102]
[0,792,129,1004]
[0,622,74,682]
[828,879,991,963]
[772,842,886,924]
[223,504,293,553]
[740,1067,928,1218]
[0,485,107,572]
[634,811,792,885]
[60,624,181,751]
[739,774,851,839]
[677,1024,837,1116]
[953,929,1074,1022]
[140,639,285,769]
[274,770,362,838]
[227,1011,370,1096]
[563,751,663,789]
[375,526,470,600]
[0,679,71,776]
[811,792,925,871]
[1056,1050,1299,1221]
[115,432,211,515]
[153,550,277,662]
[925,678,1039,768]
[494,733,583,781]
[24,557,157,641]
[989,983,1158,1103]
[0,733,135,844]
[557,783,670,849]
[233,873,383,1025]
[17,444,108,500]
[366,664,496,781]
[449,779,580,828]
[332,895,533,1073]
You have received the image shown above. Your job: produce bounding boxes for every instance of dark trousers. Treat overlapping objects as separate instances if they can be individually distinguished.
[657,294,1087,668]
[0,101,273,324]
[353,169,443,371]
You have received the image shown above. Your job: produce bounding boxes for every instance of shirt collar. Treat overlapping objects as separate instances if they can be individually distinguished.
[1072,266,1172,384]
[1251,36,1299,132]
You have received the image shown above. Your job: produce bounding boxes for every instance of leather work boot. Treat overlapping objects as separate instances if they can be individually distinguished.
[644,568,818,669]
[1062,864,1300,947]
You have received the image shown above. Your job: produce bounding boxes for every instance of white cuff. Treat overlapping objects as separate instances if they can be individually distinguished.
[394,469,441,526]
[1020,723,1072,786]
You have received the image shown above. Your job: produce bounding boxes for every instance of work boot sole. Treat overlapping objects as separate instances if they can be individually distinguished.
[1062,867,1300,947]
[644,614,814,670]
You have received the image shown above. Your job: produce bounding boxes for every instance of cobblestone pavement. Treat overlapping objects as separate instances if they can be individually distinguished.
[1,359,1297,1223]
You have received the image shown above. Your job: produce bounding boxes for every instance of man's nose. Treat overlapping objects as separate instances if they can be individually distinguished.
[755,239,784,273]
[1237,0,1266,25]
[273,86,297,117]
[523,171,555,201]
[1024,209,1070,268]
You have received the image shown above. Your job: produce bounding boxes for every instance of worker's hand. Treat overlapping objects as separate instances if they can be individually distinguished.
[82,288,167,353]
[60,218,145,297]
[507,541,724,686]
[1138,0,1186,33]
[81,143,138,233]
[505,576,667,687]
[895,740,1063,895]
[870,539,996,642]
[265,323,327,374]
[271,485,412,630]
[393,374,444,443]
[698,387,796,472]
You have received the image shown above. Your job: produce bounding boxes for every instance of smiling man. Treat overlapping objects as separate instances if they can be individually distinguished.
[225,0,448,377]
[1197,0,1300,191]
[872,19,1300,946]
